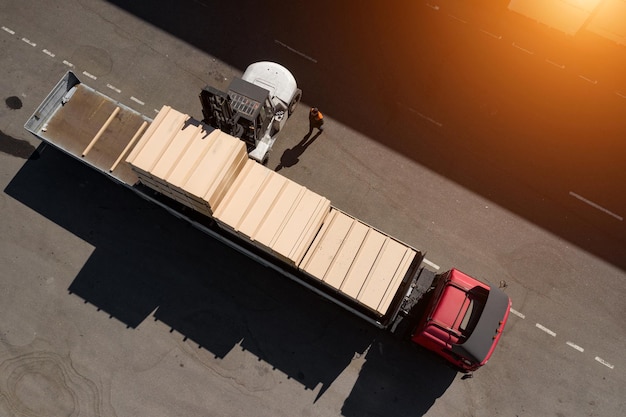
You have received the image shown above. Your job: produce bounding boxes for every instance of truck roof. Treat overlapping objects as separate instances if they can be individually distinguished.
[423,269,511,365]
[450,282,511,365]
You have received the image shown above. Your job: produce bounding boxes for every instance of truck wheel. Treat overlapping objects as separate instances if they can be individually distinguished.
[288,89,302,115]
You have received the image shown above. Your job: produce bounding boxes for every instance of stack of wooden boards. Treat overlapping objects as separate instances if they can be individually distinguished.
[127,106,418,316]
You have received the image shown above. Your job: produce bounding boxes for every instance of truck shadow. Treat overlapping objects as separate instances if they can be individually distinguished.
[342,332,457,417]
[5,144,454,414]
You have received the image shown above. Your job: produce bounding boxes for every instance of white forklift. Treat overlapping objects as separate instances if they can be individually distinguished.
[199,62,302,164]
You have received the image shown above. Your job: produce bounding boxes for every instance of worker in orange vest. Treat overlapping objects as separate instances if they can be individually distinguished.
[308,107,324,134]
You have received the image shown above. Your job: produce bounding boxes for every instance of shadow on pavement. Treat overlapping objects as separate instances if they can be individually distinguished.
[275,131,322,172]
[342,332,456,417]
[5,145,454,412]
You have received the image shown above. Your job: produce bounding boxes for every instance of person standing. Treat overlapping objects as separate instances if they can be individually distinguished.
[308,107,324,134]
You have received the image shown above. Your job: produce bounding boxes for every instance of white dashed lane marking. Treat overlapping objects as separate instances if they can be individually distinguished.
[510,308,525,319]
[579,75,598,85]
[107,84,121,94]
[21,37,36,47]
[512,42,534,55]
[595,357,614,369]
[480,29,502,39]
[569,191,623,221]
[130,96,145,106]
[423,258,440,270]
[546,59,565,69]
[535,323,557,337]
[566,341,584,352]
[448,14,468,24]
[2,26,15,35]
[274,39,317,64]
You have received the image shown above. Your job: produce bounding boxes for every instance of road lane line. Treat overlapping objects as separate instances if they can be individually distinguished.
[21,37,36,47]
[615,91,626,99]
[42,49,55,58]
[566,341,584,352]
[106,84,121,94]
[130,96,145,106]
[595,356,614,369]
[63,60,74,68]
[569,191,623,221]
[510,308,525,319]
[579,75,598,85]
[406,106,443,127]
[480,29,502,39]
[535,323,556,337]
[546,59,565,69]
[512,42,533,54]
[2,26,15,35]
[423,258,440,270]
[82,71,97,80]
[448,14,468,24]
[274,39,317,63]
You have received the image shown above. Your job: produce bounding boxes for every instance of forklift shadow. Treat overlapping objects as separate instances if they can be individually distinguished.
[275,131,322,172]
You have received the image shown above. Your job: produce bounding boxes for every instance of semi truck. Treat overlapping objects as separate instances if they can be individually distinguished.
[24,70,511,373]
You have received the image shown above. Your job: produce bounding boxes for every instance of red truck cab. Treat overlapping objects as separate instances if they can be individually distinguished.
[411,269,511,371]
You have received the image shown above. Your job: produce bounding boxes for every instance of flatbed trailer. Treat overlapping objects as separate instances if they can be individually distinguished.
[25,72,511,371]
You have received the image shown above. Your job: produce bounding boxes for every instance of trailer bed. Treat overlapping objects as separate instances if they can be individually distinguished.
[25,72,150,186]
[25,72,425,328]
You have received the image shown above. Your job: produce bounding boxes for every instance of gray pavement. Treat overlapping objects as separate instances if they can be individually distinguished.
[1,1,624,416]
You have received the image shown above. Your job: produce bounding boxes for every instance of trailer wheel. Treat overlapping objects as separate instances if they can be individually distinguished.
[288,89,302,115]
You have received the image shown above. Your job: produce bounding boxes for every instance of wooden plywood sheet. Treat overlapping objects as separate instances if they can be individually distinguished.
[271,189,330,264]
[184,131,246,201]
[299,209,353,279]
[151,122,201,181]
[203,146,248,209]
[340,230,386,299]
[253,180,304,247]
[321,220,370,289]
[300,208,416,314]
[126,105,171,164]
[213,159,272,230]
[127,107,187,173]
[166,129,219,189]
[357,239,415,314]
[213,163,330,265]
[236,173,288,239]
[128,106,247,214]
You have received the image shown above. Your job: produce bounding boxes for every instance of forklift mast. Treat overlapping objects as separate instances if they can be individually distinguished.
[199,78,272,149]
[199,86,238,135]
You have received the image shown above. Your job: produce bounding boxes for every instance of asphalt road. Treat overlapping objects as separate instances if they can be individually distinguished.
[0,1,624,416]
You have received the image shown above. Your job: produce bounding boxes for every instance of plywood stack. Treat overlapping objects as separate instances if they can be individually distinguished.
[299,208,417,315]
[126,106,247,215]
[213,159,331,266]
